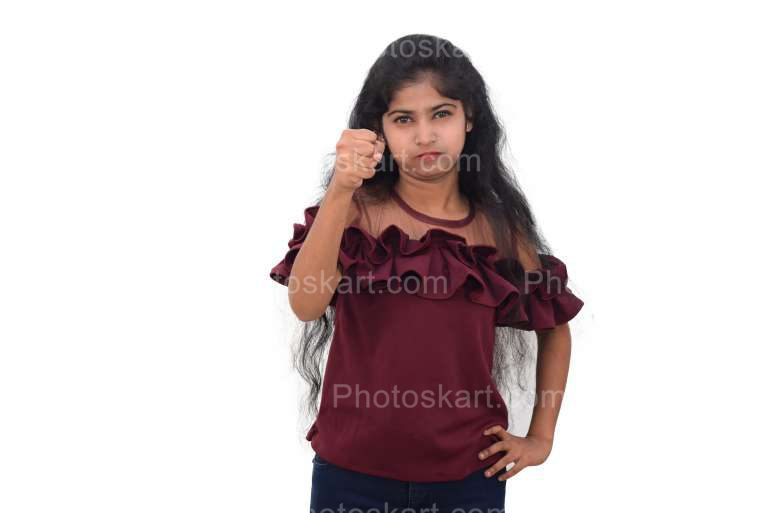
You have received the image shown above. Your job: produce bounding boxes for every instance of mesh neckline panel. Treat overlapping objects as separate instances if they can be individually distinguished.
[351,188,505,255]
[390,188,476,228]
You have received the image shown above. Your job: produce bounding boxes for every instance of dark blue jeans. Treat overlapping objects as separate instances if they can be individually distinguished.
[310,452,507,513]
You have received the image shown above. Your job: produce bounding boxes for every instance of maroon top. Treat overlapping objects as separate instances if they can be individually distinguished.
[269,189,584,482]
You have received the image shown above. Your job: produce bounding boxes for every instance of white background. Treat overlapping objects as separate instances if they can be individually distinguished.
[1,0,768,511]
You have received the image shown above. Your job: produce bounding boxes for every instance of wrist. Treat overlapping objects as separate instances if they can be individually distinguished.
[526,431,554,445]
[326,181,357,201]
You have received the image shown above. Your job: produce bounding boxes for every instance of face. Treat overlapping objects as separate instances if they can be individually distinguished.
[381,78,472,180]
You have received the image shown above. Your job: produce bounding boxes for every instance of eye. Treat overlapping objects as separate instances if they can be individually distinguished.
[393,111,452,124]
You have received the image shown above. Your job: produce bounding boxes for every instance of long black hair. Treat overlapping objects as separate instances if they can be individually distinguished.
[291,34,557,436]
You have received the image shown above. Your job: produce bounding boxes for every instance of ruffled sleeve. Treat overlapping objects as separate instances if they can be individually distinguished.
[493,254,584,330]
[269,205,321,287]
[268,205,349,307]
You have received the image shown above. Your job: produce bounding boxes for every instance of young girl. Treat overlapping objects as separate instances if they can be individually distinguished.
[270,34,585,512]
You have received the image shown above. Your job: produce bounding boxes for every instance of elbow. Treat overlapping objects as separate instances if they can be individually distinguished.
[293,308,324,322]
[284,267,338,321]
[288,292,327,322]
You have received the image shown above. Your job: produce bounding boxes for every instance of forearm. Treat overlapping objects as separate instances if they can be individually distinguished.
[287,185,352,320]
[526,323,572,443]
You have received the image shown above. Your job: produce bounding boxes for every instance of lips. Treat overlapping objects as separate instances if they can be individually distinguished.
[417,151,442,158]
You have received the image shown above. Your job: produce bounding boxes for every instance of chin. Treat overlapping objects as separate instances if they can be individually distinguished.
[417,160,456,173]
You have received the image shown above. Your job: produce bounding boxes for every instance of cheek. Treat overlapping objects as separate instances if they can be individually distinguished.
[441,124,467,154]
[383,130,408,158]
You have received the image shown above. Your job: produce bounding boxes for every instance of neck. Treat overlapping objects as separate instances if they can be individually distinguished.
[393,175,468,218]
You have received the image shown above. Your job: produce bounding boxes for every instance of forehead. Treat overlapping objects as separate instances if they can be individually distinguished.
[389,79,455,106]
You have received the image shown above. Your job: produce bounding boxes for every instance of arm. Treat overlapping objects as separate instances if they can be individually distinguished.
[527,323,572,447]
[286,185,357,321]
[282,129,382,321]
[517,234,572,446]
[479,233,580,480]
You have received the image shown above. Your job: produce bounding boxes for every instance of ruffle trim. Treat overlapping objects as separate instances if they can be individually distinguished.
[492,255,585,330]
[269,205,584,330]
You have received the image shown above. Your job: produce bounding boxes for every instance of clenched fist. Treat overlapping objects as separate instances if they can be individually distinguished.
[331,128,386,193]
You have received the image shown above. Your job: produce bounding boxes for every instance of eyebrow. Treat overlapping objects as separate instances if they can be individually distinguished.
[386,103,457,117]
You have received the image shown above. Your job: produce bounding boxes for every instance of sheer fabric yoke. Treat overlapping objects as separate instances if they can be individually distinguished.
[349,188,499,251]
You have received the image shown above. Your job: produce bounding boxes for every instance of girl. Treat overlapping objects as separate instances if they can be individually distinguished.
[269,34,585,512]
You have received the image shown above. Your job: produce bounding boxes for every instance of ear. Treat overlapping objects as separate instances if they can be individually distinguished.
[466,121,473,132]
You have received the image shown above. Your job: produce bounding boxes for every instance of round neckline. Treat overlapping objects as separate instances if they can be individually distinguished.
[390,188,476,227]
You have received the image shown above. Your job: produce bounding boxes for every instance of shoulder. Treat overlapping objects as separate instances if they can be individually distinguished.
[474,209,542,270]
[511,220,543,271]
[346,188,387,229]
[345,190,371,225]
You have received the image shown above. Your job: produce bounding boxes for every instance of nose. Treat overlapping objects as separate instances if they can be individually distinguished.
[414,119,436,146]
